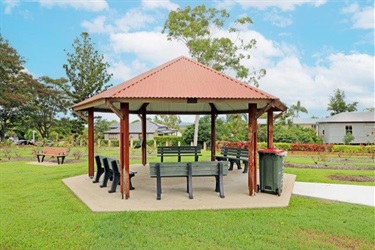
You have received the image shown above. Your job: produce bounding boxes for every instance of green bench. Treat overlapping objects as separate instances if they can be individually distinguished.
[215,147,249,173]
[157,146,201,162]
[149,161,229,200]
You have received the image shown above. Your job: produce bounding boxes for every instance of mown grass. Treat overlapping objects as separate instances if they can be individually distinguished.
[0,160,374,249]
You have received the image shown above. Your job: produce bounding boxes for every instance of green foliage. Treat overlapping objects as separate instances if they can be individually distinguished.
[154,136,183,146]
[111,140,119,147]
[343,132,355,145]
[289,100,308,118]
[272,124,322,144]
[332,144,374,154]
[163,5,263,86]
[153,115,181,130]
[25,76,69,139]
[94,117,111,140]
[0,34,41,140]
[327,89,358,116]
[62,32,112,105]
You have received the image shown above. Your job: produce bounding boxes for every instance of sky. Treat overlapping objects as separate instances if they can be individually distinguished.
[1,0,374,123]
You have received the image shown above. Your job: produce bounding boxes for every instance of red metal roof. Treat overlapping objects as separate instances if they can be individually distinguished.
[73,56,286,114]
[77,57,272,100]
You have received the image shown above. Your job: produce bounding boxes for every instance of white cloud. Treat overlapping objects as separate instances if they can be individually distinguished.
[81,8,156,34]
[82,16,114,33]
[341,3,374,30]
[109,59,149,82]
[3,0,19,14]
[141,0,179,11]
[260,53,374,117]
[115,8,155,32]
[38,0,109,12]
[264,10,293,27]
[216,0,327,11]
[110,31,189,65]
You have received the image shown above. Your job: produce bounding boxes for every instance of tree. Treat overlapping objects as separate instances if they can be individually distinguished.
[25,77,69,139]
[153,115,181,130]
[289,100,308,118]
[343,132,355,145]
[327,89,358,116]
[0,35,39,140]
[62,32,113,136]
[62,32,113,105]
[163,5,262,145]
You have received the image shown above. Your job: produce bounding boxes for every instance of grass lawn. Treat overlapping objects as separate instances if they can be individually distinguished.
[1,148,374,249]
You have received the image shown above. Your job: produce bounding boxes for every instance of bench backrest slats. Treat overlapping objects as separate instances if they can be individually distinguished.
[42,147,67,155]
[157,146,201,155]
[219,147,248,158]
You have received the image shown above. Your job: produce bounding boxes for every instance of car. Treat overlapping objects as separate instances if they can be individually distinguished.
[44,140,54,146]
[15,140,35,146]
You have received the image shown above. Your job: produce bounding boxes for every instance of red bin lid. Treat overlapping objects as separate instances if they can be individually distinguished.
[258,148,287,156]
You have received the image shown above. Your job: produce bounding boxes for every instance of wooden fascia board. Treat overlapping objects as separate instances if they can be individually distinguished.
[72,99,106,112]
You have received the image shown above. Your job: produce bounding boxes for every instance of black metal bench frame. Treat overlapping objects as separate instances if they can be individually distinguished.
[149,161,229,200]
[157,146,202,162]
[36,147,67,165]
[215,147,249,173]
[93,156,136,193]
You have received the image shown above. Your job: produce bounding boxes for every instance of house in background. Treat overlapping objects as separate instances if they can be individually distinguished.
[104,120,179,141]
[317,111,375,144]
[292,118,319,130]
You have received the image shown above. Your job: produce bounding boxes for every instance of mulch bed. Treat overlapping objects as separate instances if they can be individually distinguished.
[328,175,375,182]
[285,163,374,171]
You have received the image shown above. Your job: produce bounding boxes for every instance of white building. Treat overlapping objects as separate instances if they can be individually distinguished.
[317,111,375,144]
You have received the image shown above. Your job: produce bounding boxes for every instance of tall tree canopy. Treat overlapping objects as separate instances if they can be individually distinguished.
[289,100,308,118]
[62,32,113,105]
[24,77,69,139]
[153,115,181,130]
[0,35,40,140]
[327,89,358,116]
[163,5,262,145]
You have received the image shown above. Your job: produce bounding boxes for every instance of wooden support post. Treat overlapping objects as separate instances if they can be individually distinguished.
[267,110,274,149]
[248,104,257,196]
[210,108,216,161]
[210,103,217,161]
[88,108,94,178]
[120,103,130,199]
[141,106,147,166]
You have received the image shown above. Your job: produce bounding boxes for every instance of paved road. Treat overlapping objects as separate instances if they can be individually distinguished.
[293,182,375,207]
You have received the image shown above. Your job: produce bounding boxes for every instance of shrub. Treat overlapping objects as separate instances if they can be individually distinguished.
[154,136,183,146]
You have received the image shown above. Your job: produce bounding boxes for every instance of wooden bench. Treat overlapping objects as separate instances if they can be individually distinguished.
[149,161,229,200]
[215,147,249,173]
[157,146,201,162]
[97,157,137,193]
[36,147,68,165]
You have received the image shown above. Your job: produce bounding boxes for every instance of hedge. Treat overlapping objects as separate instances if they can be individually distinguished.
[215,141,374,153]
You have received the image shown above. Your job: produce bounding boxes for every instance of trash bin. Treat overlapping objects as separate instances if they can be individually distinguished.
[258,148,287,196]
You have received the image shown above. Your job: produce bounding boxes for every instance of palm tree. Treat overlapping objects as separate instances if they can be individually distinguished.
[289,100,308,118]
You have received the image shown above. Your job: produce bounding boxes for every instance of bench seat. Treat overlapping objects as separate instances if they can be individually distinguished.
[149,161,229,200]
[36,147,68,165]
